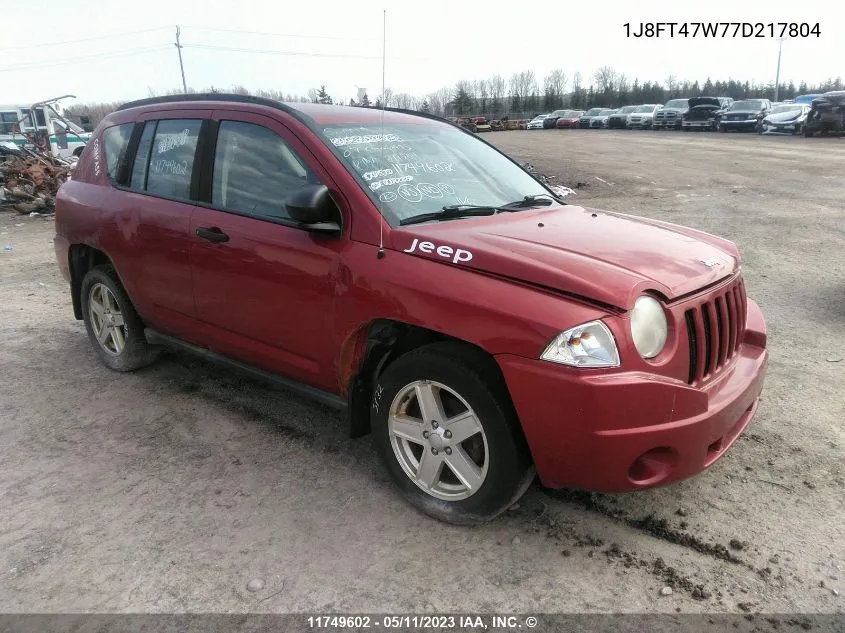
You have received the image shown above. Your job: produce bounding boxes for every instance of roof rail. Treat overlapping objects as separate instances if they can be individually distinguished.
[116,92,295,114]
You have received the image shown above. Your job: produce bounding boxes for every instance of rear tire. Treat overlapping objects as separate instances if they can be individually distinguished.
[372,344,535,525]
[80,266,158,372]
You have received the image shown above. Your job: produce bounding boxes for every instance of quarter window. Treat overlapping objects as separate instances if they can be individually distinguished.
[102,124,134,182]
[211,121,316,220]
[144,119,202,201]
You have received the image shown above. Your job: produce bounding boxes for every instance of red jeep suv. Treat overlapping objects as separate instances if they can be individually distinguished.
[54,95,768,524]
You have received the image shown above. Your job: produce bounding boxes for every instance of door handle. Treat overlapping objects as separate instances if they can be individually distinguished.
[195,227,229,243]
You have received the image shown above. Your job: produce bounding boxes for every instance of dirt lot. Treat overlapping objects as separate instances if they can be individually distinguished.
[1,130,843,616]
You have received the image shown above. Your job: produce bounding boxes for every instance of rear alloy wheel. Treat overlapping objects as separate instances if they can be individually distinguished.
[373,344,534,524]
[81,266,158,372]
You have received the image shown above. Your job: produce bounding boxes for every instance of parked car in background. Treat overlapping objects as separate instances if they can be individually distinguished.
[543,109,572,128]
[792,94,822,106]
[681,97,723,131]
[53,94,769,525]
[589,109,617,128]
[527,114,550,130]
[803,91,845,137]
[579,107,609,128]
[759,103,810,135]
[718,99,771,132]
[627,104,662,129]
[653,99,690,130]
[554,110,585,129]
[607,105,638,128]
[472,116,492,132]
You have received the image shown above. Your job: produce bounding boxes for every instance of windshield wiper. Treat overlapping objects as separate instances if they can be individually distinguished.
[398,196,557,227]
[499,194,557,208]
[399,205,506,226]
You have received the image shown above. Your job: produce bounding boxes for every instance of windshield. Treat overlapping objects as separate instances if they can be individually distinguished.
[532,114,548,120]
[584,108,603,116]
[551,110,568,116]
[634,105,655,113]
[731,100,763,110]
[618,106,637,113]
[665,99,688,108]
[770,105,802,114]
[321,123,551,225]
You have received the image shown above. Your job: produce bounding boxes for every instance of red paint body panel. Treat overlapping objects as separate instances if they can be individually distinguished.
[54,99,769,492]
[497,299,767,490]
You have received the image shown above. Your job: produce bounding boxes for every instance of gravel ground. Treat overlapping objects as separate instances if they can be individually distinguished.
[0,129,843,617]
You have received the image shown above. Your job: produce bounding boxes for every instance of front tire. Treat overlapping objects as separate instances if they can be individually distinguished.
[80,266,158,372]
[372,344,534,525]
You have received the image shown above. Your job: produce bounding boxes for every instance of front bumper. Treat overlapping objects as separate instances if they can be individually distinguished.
[721,119,759,130]
[496,298,768,492]
[628,119,652,128]
[683,120,715,129]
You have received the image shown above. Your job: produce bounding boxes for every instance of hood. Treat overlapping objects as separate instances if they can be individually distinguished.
[765,110,805,123]
[688,97,721,108]
[390,205,740,310]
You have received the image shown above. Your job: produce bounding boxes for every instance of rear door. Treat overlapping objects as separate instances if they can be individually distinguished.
[188,110,347,392]
[106,111,210,333]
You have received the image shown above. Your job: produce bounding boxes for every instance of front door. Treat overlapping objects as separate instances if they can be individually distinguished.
[189,111,346,393]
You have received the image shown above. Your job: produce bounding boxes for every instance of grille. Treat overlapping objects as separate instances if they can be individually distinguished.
[684,278,747,384]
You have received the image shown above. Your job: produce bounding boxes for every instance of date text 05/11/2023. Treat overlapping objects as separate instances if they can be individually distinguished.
[623,22,820,38]
[306,615,540,629]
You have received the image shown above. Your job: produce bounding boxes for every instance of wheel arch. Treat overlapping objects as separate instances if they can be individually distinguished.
[68,244,115,319]
[343,320,515,439]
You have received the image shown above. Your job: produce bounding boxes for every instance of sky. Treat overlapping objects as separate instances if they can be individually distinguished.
[1,0,842,107]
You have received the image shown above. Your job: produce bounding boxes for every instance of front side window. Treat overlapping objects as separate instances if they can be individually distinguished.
[144,119,202,201]
[102,123,134,182]
[320,121,549,225]
[211,121,316,220]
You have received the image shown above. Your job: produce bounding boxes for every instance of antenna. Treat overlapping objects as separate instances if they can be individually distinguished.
[376,9,387,260]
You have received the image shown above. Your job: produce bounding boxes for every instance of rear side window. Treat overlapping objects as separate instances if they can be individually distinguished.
[211,121,316,220]
[143,119,202,201]
[102,124,134,182]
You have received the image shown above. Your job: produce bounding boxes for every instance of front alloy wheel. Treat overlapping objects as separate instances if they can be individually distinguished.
[372,343,535,524]
[388,380,488,501]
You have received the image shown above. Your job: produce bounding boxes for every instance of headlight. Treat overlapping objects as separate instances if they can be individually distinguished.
[630,295,668,359]
[541,320,620,368]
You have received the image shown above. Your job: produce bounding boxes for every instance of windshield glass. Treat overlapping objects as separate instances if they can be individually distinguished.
[618,106,637,113]
[634,105,655,113]
[770,105,802,114]
[321,123,551,225]
[731,100,763,110]
[584,108,604,116]
[665,99,688,108]
[551,110,568,116]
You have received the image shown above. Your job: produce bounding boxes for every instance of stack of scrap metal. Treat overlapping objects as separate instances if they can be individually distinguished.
[0,144,71,215]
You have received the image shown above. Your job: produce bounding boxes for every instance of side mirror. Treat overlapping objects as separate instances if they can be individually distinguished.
[285,184,341,234]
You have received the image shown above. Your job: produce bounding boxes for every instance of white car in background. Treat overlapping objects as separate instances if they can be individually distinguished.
[627,104,662,129]
[527,114,550,129]
[759,103,810,135]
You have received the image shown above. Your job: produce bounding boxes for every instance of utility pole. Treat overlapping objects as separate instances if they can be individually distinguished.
[175,25,187,94]
[774,37,785,101]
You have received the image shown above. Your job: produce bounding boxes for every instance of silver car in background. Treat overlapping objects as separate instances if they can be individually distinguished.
[627,104,662,129]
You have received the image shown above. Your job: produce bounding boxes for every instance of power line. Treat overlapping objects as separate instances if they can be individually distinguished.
[0,27,170,52]
[183,43,383,60]
[0,45,171,72]
[180,25,377,42]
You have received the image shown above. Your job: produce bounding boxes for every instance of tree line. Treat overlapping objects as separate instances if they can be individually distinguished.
[65,67,844,126]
